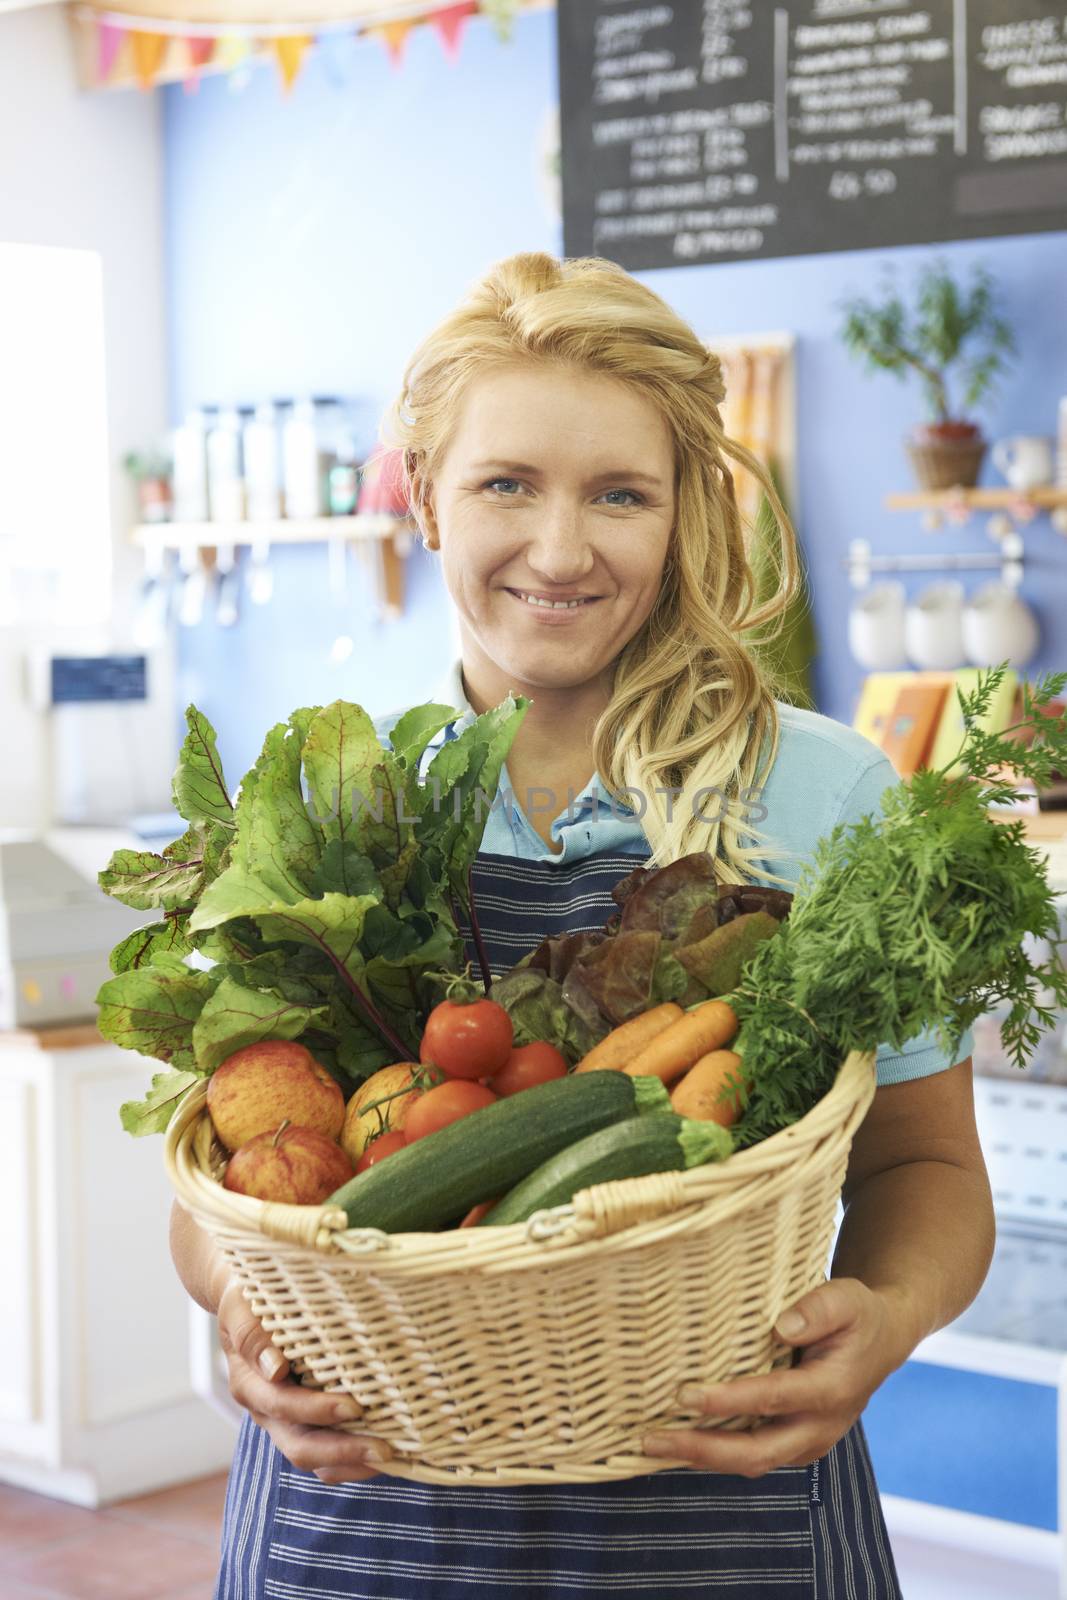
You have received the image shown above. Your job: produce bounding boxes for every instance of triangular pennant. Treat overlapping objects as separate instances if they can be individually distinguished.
[429,2,477,62]
[97,21,126,83]
[375,18,414,69]
[186,37,215,69]
[130,30,167,91]
[315,27,355,89]
[182,36,215,94]
[214,34,251,69]
[272,35,312,91]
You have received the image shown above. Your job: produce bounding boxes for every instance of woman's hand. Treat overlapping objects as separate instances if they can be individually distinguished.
[641,1277,915,1476]
[216,1274,392,1484]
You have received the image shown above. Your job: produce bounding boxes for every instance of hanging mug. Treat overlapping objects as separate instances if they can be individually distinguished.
[848,581,907,669]
[905,581,966,670]
[962,582,1040,668]
[992,436,1054,492]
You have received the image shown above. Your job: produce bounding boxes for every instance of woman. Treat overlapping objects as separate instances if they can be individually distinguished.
[173,252,993,1598]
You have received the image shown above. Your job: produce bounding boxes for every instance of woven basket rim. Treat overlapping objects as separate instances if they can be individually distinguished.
[164,1048,878,1258]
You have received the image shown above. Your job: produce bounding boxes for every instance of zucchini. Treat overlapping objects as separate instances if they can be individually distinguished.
[326,1070,670,1232]
[477,1112,732,1226]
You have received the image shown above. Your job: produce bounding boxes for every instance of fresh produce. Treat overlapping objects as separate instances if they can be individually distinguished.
[477,1113,733,1227]
[727,665,1067,1145]
[491,1041,568,1095]
[325,1071,671,1232]
[669,1049,746,1127]
[340,1063,423,1162]
[487,873,789,1071]
[354,1130,407,1172]
[573,1002,683,1073]
[419,995,514,1080]
[98,691,530,1136]
[619,999,740,1085]
[402,1079,498,1143]
[223,1120,354,1204]
[206,1039,345,1153]
[458,1198,500,1227]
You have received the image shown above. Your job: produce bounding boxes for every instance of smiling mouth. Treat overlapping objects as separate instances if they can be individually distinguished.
[506,589,600,610]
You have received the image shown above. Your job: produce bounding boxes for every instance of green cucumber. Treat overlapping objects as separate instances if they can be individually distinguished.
[326,1071,670,1232]
[477,1112,732,1226]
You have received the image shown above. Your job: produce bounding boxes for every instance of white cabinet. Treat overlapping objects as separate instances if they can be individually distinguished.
[0,1023,235,1506]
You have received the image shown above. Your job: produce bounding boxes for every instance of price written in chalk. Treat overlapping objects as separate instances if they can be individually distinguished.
[828,168,899,201]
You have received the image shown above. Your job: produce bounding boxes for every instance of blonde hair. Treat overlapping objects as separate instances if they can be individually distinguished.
[379,252,810,889]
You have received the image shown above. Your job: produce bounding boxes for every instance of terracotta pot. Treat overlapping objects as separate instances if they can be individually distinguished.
[905,421,986,492]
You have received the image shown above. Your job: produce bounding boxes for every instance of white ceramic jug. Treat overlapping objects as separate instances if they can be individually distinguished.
[962,582,1039,668]
[905,581,966,670]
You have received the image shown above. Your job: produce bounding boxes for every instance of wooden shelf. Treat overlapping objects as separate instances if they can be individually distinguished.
[132,514,411,550]
[886,488,1067,511]
[132,516,416,619]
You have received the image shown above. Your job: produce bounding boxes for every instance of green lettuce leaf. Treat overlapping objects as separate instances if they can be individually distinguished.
[190,975,328,1073]
[96,955,221,1069]
[172,705,235,826]
[109,914,193,973]
[119,1068,200,1137]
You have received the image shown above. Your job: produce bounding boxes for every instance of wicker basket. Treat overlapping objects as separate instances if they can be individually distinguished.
[905,433,987,491]
[165,1048,877,1485]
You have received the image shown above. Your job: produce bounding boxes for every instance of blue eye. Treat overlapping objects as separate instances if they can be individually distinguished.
[482,478,643,506]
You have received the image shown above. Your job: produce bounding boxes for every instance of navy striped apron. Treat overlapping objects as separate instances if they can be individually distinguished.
[213,849,902,1599]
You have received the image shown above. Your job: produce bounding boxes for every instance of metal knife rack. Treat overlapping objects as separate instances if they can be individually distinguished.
[844,530,1025,591]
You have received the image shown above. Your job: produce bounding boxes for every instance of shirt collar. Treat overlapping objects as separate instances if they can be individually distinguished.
[423,658,632,820]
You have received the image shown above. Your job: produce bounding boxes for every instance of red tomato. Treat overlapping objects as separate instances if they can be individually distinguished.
[419,998,513,1081]
[491,1042,569,1097]
[354,1129,407,1172]
[402,1079,498,1143]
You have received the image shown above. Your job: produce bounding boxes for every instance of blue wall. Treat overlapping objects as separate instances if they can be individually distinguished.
[164,8,1067,787]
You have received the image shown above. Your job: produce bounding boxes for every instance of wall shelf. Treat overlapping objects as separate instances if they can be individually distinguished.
[132,516,416,620]
[886,488,1067,511]
[885,486,1067,538]
[132,514,411,550]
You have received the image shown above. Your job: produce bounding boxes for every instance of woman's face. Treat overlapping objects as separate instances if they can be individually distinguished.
[426,363,676,698]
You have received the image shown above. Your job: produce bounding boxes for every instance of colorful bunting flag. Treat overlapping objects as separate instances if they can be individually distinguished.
[213,33,253,92]
[315,27,356,89]
[374,18,415,69]
[97,21,126,83]
[130,30,167,91]
[429,1,478,62]
[182,36,215,94]
[272,35,313,91]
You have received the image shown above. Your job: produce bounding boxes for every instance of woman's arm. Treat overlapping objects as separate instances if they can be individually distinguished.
[642,1058,995,1473]
[170,1199,231,1315]
[830,1058,994,1361]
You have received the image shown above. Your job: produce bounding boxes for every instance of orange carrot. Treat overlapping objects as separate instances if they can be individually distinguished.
[621,999,740,1086]
[669,1049,746,1126]
[573,1002,684,1073]
[459,1198,500,1227]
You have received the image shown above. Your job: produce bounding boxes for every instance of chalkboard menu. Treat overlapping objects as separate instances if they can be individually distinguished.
[558,1,1067,267]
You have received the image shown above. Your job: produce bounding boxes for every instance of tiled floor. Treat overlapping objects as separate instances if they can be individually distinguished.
[0,1473,227,1599]
[0,1473,1060,1597]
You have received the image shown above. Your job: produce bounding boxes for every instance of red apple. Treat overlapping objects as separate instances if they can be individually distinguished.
[207,1038,345,1153]
[223,1122,354,1205]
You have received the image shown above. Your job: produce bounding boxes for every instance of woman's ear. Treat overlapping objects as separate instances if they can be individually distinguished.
[407,459,440,550]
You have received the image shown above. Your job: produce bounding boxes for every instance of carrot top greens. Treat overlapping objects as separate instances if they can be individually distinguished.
[728,664,1067,1146]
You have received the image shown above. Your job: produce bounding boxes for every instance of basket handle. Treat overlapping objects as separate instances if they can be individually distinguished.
[526,1168,692,1245]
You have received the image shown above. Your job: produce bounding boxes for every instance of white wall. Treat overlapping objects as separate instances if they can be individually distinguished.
[0,5,174,831]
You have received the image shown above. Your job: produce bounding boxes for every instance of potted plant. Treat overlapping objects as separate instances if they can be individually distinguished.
[123,447,173,524]
[838,260,1016,492]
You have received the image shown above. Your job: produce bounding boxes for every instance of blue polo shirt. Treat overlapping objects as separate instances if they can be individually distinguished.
[375,660,975,1086]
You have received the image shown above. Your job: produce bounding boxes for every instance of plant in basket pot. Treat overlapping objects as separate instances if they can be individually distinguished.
[838,258,1016,492]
